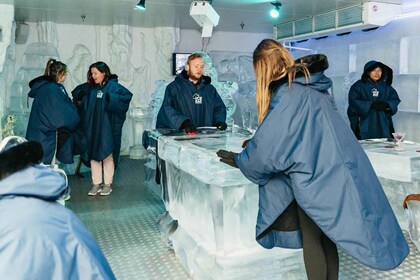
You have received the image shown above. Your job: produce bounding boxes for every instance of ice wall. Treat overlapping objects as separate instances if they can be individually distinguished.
[1,16,270,148]
[294,15,420,142]
[0,4,14,140]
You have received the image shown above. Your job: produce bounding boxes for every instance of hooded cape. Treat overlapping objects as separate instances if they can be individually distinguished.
[347,60,400,139]
[0,165,115,279]
[236,55,408,270]
[72,74,132,167]
[156,70,227,129]
[25,75,80,164]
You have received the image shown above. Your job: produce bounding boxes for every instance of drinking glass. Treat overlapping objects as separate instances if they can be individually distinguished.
[392,132,405,151]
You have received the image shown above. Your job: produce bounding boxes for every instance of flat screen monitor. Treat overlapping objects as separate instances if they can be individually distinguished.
[172,53,191,75]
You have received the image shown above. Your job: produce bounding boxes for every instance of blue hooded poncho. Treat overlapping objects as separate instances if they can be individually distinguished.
[72,74,132,167]
[156,70,226,129]
[347,60,400,139]
[26,75,80,164]
[236,55,408,271]
[0,163,115,279]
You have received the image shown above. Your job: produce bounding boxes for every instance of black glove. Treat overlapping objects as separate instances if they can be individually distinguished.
[215,121,228,131]
[57,127,71,154]
[76,90,86,102]
[371,101,389,111]
[105,93,110,103]
[181,119,196,133]
[242,139,250,148]
[217,149,239,168]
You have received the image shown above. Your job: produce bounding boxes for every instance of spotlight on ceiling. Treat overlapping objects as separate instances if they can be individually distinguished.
[270,2,282,19]
[136,0,146,10]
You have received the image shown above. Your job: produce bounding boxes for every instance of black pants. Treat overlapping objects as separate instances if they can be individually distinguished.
[297,205,339,280]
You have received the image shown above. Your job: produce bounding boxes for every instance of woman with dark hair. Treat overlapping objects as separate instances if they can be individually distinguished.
[72,61,132,196]
[347,60,400,140]
[217,39,408,279]
[26,58,80,165]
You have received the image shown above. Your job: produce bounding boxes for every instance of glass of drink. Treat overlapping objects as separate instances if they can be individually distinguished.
[392,132,405,151]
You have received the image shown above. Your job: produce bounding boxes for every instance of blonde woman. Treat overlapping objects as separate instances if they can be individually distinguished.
[217,39,408,279]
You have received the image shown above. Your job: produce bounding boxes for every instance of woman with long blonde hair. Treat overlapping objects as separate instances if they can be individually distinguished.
[218,39,408,279]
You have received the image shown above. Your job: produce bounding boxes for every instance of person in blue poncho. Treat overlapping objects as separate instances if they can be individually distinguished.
[26,58,80,165]
[156,53,227,133]
[217,39,408,280]
[72,61,133,196]
[0,136,115,280]
[347,60,400,139]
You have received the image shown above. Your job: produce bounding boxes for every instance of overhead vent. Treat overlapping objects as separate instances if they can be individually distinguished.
[274,2,402,42]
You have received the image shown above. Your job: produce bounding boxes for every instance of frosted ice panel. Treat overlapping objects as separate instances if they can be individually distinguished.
[208,51,253,83]
[361,139,420,229]
[150,80,170,127]
[362,142,420,182]
[320,45,350,77]
[329,76,348,119]
[237,55,254,83]
[400,36,420,74]
[166,167,258,253]
[290,49,313,60]
[350,40,400,75]
[172,225,306,280]
[23,42,59,57]
[392,74,420,112]
[393,112,420,143]
[407,200,420,252]
[378,178,419,230]
[233,87,258,131]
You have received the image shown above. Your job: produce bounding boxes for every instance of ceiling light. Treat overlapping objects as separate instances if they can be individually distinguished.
[136,0,146,10]
[270,2,282,19]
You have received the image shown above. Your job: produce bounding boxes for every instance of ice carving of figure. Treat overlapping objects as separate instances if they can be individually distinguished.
[150,80,170,128]
[197,52,238,126]
[36,21,59,48]
[9,42,59,136]
[2,114,16,138]
[154,27,180,80]
[108,24,151,106]
[217,57,239,83]
[65,44,93,94]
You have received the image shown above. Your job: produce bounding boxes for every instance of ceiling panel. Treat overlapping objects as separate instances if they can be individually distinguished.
[0,0,413,33]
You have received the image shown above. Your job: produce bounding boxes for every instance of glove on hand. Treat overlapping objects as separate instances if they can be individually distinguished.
[217,149,239,168]
[77,90,86,102]
[181,119,196,134]
[242,139,250,148]
[215,121,228,131]
[371,101,389,111]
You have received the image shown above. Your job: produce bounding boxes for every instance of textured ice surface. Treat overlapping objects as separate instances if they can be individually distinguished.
[360,139,420,230]
[406,200,420,252]
[156,130,306,279]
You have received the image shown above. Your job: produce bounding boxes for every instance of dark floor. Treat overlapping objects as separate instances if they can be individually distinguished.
[66,156,420,280]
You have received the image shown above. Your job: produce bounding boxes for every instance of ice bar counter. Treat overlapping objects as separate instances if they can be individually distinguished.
[154,129,306,280]
[152,131,420,279]
[359,138,420,230]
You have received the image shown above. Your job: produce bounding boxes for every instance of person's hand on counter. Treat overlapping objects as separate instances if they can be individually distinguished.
[217,149,238,168]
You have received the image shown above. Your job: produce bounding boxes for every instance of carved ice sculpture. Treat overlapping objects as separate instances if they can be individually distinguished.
[198,52,238,126]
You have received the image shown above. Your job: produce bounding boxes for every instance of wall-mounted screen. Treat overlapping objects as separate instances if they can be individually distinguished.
[172,53,191,75]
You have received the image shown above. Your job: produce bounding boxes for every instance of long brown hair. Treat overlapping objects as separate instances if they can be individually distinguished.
[253,39,310,123]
